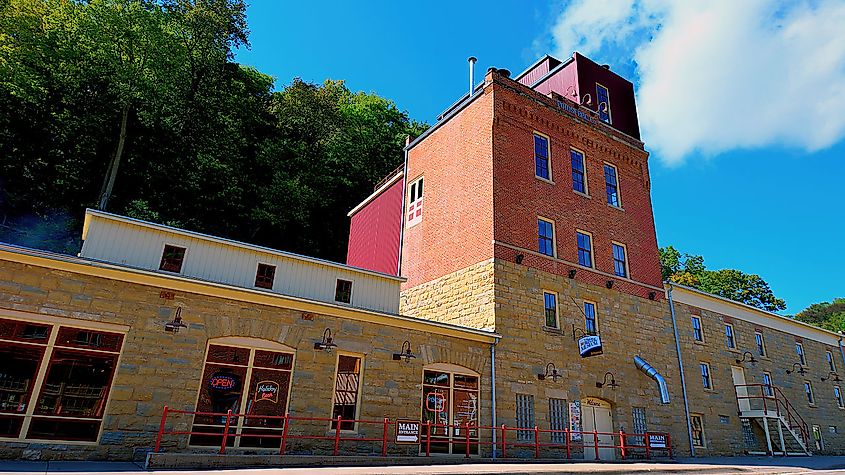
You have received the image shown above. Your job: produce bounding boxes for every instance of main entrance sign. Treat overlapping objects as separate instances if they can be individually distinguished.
[396,419,421,444]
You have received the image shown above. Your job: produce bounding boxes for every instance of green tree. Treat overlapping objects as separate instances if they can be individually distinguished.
[794,299,845,333]
[659,246,786,312]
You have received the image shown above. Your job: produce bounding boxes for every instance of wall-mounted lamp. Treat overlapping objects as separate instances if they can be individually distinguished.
[537,363,561,382]
[605,280,614,289]
[568,269,577,279]
[392,340,417,362]
[596,371,619,389]
[515,253,524,264]
[735,351,757,366]
[648,292,656,301]
[821,372,842,383]
[786,362,807,375]
[314,328,338,353]
[164,307,187,333]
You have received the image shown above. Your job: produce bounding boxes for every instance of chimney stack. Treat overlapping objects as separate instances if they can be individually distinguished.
[468,56,477,97]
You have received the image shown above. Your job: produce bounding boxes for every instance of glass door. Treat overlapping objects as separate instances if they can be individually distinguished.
[421,369,479,455]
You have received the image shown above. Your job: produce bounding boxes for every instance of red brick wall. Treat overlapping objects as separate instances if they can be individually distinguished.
[490,77,663,299]
[400,88,495,288]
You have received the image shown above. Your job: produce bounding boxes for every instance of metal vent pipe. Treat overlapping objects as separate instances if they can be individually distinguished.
[634,355,670,404]
[468,56,477,96]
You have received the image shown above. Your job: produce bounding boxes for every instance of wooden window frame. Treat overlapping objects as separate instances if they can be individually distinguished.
[700,362,712,390]
[538,217,557,258]
[159,243,187,274]
[796,343,806,366]
[691,316,704,343]
[584,300,599,335]
[834,386,844,409]
[533,132,552,183]
[611,241,629,278]
[576,229,594,268]
[330,352,364,433]
[596,82,612,124]
[602,162,621,208]
[570,147,588,196]
[690,414,705,448]
[724,323,735,349]
[542,291,559,330]
[254,262,276,290]
[827,351,836,373]
[763,372,774,397]
[804,380,815,406]
[755,331,766,357]
[334,279,353,304]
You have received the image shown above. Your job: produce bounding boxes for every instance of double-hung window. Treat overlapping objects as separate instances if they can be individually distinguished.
[692,317,703,342]
[725,324,735,349]
[611,242,628,278]
[596,83,611,124]
[796,343,806,365]
[835,386,844,409]
[255,263,276,289]
[804,381,815,405]
[570,149,586,194]
[827,351,836,373]
[407,176,424,227]
[755,332,766,357]
[763,372,774,397]
[543,292,559,329]
[332,355,363,430]
[160,244,186,273]
[700,363,712,389]
[584,301,598,335]
[538,218,556,257]
[534,134,551,181]
[604,163,620,207]
[576,231,593,267]
[691,415,705,448]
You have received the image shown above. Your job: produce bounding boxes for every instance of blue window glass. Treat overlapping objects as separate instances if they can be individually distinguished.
[604,164,619,207]
[700,363,711,389]
[570,149,586,193]
[544,292,558,328]
[584,302,597,334]
[538,219,555,257]
[534,134,550,180]
[576,231,592,267]
[596,84,611,124]
[612,243,627,277]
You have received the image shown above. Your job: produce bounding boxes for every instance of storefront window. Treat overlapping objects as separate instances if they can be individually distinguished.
[190,342,294,449]
[331,355,362,431]
[421,366,479,455]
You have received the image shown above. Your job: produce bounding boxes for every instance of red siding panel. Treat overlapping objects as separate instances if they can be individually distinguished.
[346,178,404,275]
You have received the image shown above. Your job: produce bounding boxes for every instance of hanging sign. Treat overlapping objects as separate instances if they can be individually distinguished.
[569,401,582,442]
[578,334,603,358]
[648,434,667,449]
[254,380,280,403]
[396,419,421,444]
[209,373,238,391]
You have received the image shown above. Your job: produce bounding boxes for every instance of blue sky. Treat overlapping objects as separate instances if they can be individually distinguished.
[235,1,845,314]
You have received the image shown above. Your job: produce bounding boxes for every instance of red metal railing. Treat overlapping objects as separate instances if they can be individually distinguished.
[153,406,672,460]
[734,383,809,450]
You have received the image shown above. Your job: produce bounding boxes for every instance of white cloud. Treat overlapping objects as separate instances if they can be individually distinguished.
[546,0,845,163]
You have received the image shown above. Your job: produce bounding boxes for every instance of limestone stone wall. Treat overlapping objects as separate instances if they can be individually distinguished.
[400,259,496,331]
[0,259,492,461]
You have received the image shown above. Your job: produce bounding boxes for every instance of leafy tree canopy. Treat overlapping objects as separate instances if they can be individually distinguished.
[659,246,786,312]
[793,298,845,333]
[0,0,426,261]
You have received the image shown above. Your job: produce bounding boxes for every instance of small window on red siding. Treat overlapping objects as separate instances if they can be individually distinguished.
[159,245,186,273]
[255,263,276,289]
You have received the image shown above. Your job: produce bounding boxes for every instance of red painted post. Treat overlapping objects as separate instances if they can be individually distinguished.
[501,424,507,458]
[280,413,290,455]
[565,428,571,459]
[594,429,599,460]
[619,430,626,460]
[425,421,431,457]
[667,433,673,459]
[381,418,389,457]
[464,422,471,458]
[154,405,168,453]
[644,431,651,459]
[220,410,232,455]
[333,416,342,456]
[533,426,540,459]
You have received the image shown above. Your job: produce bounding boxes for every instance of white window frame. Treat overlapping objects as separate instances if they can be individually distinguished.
[407,175,424,227]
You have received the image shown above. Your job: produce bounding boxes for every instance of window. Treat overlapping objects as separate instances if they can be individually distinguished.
[515,393,535,441]
[332,355,362,431]
[543,292,559,329]
[422,367,479,455]
[631,407,647,446]
[596,83,611,124]
[584,301,598,335]
[700,363,712,389]
[549,398,568,443]
[603,164,620,207]
[796,343,806,365]
[576,230,593,267]
[691,316,703,342]
[725,323,735,349]
[538,218,556,257]
[611,242,628,278]
[407,176,423,227]
[763,372,773,397]
[755,332,766,357]
[254,263,276,289]
[804,381,815,405]
[534,133,551,181]
[159,244,186,273]
[334,279,353,304]
[0,318,124,442]
[190,341,294,448]
[827,351,836,373]
[834,386,843,409]
[690,414,705,448]
[570,149,587,194]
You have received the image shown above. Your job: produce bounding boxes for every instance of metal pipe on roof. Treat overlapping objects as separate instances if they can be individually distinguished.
[468,56,477,97]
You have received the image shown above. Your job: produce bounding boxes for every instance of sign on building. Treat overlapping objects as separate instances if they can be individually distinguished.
[578,334,603,358]
[568,400,582,441]
[648,434,667,448]
[396,419,421,444]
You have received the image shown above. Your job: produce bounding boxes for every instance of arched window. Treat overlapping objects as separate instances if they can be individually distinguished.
[421,363,480,455]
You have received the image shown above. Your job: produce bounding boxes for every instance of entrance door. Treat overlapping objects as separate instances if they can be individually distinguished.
[421,365,480,455]
[582,398,614,460]
[731,366,750,413]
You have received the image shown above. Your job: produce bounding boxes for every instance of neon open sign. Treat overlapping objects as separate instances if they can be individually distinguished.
[209,374,238,391]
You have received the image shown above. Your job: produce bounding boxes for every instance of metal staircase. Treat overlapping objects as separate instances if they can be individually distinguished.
[734,384,810,456]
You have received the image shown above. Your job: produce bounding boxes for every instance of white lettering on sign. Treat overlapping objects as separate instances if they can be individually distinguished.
[396,419,421,444]
[578,335,603,358]
[649,434,667,448]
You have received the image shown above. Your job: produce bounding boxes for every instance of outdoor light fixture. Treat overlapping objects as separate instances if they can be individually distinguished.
[164,307,187,333]
[735,351,757,366]
[821,372,842,383]
[537,363,561,382]
[515,253,524,264]
[314,328,338,353]
[648,292,656,301]
[596,372,619,389]
[392,340,417,362]
[568,269,577,279]
[605,280,614,289]
[786,362,807,375]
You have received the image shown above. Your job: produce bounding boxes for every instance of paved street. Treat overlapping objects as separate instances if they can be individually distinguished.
[1,457,845,475]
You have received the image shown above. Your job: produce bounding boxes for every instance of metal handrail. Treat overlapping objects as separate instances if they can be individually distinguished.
[734,383,809,448]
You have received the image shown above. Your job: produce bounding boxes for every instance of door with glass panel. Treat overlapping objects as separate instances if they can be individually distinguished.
[421,366,479,455]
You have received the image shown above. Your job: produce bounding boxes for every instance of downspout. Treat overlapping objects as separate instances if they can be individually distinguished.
[668,283,695,457]
[491,337,499,458]
[396,142,409,276]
